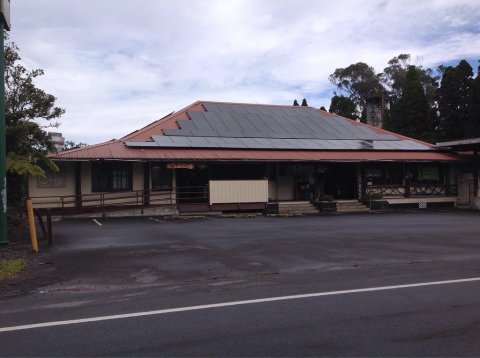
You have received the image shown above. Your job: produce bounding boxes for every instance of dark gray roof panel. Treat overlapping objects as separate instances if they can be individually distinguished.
[148,135,432,151]
[145,103,437,151]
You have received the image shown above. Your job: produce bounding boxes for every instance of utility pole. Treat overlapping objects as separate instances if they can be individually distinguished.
[0,0,10,245]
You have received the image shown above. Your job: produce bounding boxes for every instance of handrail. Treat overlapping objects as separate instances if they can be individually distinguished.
[27,186,209,215]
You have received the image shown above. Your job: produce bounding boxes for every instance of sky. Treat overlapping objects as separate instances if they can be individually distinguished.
[10,0,480,144]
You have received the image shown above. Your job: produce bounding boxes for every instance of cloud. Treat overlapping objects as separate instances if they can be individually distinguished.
[9,0,480,143]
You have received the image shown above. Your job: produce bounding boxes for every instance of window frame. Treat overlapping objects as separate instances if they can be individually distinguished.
[91,161,133,193]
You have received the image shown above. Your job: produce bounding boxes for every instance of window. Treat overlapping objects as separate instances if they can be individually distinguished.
[151,163,172,190]
[413,164,442,183]
[92,162,132,192]
[364,163,403,185]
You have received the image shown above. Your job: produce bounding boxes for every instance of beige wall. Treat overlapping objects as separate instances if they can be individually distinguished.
[209,180,268,204]
[29,162,76,208]
[30,161,176,209]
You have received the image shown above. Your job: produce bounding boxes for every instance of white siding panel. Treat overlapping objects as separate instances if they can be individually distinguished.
[209,180,268,204]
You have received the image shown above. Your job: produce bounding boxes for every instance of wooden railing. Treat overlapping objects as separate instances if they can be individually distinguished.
[28,186,209,216]
[365,184,457,198]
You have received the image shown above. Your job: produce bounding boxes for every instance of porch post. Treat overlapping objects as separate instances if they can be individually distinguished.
[474,150,479,198]
[75,162,82,210]
[143,162,150,206]
[358,163,365,200]
[404,163,411,198]
[445,163,451,196]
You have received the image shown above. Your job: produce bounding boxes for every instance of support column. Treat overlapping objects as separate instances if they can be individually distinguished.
[75,162,82,210]
[445,163,451,196]
[474,150,479,198]
[143,162,150,206]
[404,163,411,198]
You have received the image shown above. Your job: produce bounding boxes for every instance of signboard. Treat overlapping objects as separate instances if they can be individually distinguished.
[167,163,195,170]
[417,166,440,181]
[1,0,10,31]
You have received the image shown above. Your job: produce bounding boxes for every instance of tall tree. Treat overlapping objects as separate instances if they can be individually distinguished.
[329,62,383,117]
[467,64,480,137]
[385,66,431,140]
[437,60,473,140]
[5,35,65,205]
[301,98,308,106]
[379,54,439,107]
[293,99,299,106]
[329,95,358,119]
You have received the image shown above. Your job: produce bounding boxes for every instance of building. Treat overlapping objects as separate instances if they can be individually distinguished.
[28,101,466,215]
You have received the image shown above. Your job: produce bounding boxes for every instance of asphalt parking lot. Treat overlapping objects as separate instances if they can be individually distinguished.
[3,210,480,356]
[39,210,480,292]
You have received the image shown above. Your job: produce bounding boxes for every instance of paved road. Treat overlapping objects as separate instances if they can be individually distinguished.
[1,211,480,356]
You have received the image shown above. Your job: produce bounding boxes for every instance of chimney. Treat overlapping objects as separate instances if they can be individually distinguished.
[365,92,385,128]
[48,132,65,152]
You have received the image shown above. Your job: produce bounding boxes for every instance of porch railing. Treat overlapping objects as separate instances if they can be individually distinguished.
[365,184,457,198]
[28,186,209,216]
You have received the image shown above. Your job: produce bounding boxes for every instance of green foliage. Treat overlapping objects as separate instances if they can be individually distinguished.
[437,60,474,140]
[301,98,308,106]
[317,194,334,202]
[0,259,26,281]
[293,99,299,106]
[329,62,383,117]
[365,192,383,201]
[379,54,439,107]
[385,67,431,140]
[467,64,480,137]
[329,95,358,120]
[62,140,88,151]
[4,33,64,205]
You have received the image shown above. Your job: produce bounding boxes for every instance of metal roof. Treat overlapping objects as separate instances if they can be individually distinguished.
[52,143,462,162]
[50,101,457,162]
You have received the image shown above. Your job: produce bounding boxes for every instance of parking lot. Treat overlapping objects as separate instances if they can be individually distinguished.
[3,210,480,356]
[38,210,480,293]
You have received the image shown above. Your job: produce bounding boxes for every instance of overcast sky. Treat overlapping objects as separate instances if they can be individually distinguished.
[10,0,480,144]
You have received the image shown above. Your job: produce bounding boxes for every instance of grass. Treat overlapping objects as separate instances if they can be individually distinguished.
[0,259,26,281]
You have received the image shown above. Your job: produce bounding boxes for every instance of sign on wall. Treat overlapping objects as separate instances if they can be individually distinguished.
[167,163,195,169]
[37,165,66,188]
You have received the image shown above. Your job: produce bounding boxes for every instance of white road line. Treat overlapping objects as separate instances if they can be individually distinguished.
[92,219,102,226]
[1,276,480,333]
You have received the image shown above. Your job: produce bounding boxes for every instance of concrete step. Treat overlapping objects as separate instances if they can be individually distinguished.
[336,201,369,213]
[277,201,319,215]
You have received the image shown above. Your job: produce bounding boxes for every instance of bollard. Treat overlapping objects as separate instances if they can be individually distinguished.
[26,199,38,252]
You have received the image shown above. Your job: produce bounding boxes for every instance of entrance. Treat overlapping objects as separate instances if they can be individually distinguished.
[175,166,209,203]
[321,164,357,200]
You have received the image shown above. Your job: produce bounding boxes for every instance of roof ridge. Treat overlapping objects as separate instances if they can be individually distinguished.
[199,100,313,109]
[49,139,121,158]
[121,101,203,141]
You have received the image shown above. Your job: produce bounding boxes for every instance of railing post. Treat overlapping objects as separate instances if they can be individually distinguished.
[101,193,105,218]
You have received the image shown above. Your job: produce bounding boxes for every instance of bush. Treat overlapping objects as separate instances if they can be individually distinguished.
[317,194,335,202]
[365,192,383,200]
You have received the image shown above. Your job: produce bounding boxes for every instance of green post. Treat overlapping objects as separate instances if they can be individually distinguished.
[0,21,7,245]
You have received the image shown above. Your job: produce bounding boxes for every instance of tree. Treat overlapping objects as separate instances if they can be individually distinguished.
[301,98,308,106]
[329,95,358,119]
[467,64,480,137]
[385,66,431,140]
[61,140,88,151]
[329,62,383,117]
[319,106,326,111]
[293,99,299,106]
[379,54,439,107]
[4,34,65,205]
[437,60,473,140]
